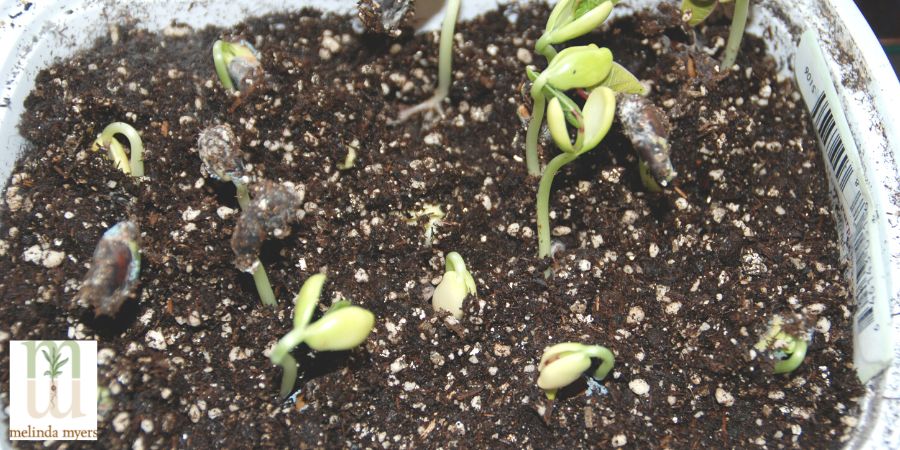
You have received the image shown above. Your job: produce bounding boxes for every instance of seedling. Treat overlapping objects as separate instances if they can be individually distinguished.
[199,124,292,307]
[77,221,141,316]
[271,273,376,398]
[431,252,477,319]
[537,342,614,400]
[535,0,617,62]
[681,0,749,69]
[403,203,445,247]
[213,39,262,93]
[91,122,144,178]
[754,315,809,374]
[231,180,305,271]
[392,0,461,123]
[42,345,69,407]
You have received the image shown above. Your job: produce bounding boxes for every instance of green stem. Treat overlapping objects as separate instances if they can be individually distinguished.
[213,40,235,92]
[535,35,557,62]
[537,152,577,257]
[773,339,808,374]
[233,179,276,307]
[526,92,547,177]
[100,122,144,179]
[234,179,251,210]
[445,252,467,274]
[278,354,298,399]
[585,346,615,380]
[721,0,749,69]
[435,0,461,101]
[253,265,277,307]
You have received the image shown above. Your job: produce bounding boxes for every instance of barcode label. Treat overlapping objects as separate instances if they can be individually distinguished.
[795,30,892,383]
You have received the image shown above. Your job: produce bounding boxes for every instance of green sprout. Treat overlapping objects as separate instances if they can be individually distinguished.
[393,0,461,123]
[537,342,614,400]
[403,203,446,247]
[213,39,262,93]
[536,0,617,61]
[681,0,749,69]
[754,315,809,374]
[527,44,644,258]
[198,124,278,307]
[91,122,144,179]
[431,252,477,319]
[271,273,376,398]
[42,346,69,406]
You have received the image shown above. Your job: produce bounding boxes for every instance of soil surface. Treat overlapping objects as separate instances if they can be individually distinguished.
[0,3,864,449]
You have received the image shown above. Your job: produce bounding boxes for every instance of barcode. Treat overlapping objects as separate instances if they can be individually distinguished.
[809,91,875,331]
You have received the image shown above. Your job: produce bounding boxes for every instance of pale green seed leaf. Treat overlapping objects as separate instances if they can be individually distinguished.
[545,44,613,91]
[547,97,577,153]
[547,0,613,44]
[598,62,646,95]
[681,0,718,26]
[579,87,616,154]
[303,306,375,351]
[537,352,592,390]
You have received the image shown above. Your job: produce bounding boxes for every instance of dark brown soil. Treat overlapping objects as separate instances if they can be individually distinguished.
[0,3,864,449]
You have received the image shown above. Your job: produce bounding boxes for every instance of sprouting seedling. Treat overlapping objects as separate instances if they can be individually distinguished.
[681,0,749,69]
[431,252,477,319]
[91,122,145,179]
[199,124,294,307]
[524,44,640,177]
[77,221,141,317]
[391,0,461,123]
[536,0,617,61]
[42,346,69,407]
[271,273,376,398]
[212,39,263,93]
[754,315,810,374]
[537,342,614,400]
[536,84,616,258]
[403,203,445,247]
[229,180,305,307]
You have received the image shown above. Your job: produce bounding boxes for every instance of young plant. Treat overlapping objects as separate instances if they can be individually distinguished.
[431,252,477,319]
[77,221,141,316]
[198,124,296,307]
[537,343,614,400]
[392,0,461,123]
[42,345,69,407]
[681,0,749,69]
[754,315,810,374]
[403,203,446,247]
[91,122,144,179]
[535,0,617,61]
[271,273,376,398]
[213,39,263,93]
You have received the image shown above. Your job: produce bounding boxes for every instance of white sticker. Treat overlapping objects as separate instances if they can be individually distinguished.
[794,30,892,383]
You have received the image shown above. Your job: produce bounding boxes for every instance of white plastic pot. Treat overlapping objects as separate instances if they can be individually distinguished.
[1,0,898,447]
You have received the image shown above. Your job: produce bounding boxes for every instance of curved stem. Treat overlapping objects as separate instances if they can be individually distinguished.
[445,252,467,274]
[271,328,305,367]
[213,40,235,92]
[526,93,547,177]
[774,339,808,374]
[100,122,144,179]
[535,35,557,62]
[278,354,298,399]
[537,152,577,257]
[585,346,615,380]
[721,0,749,69]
